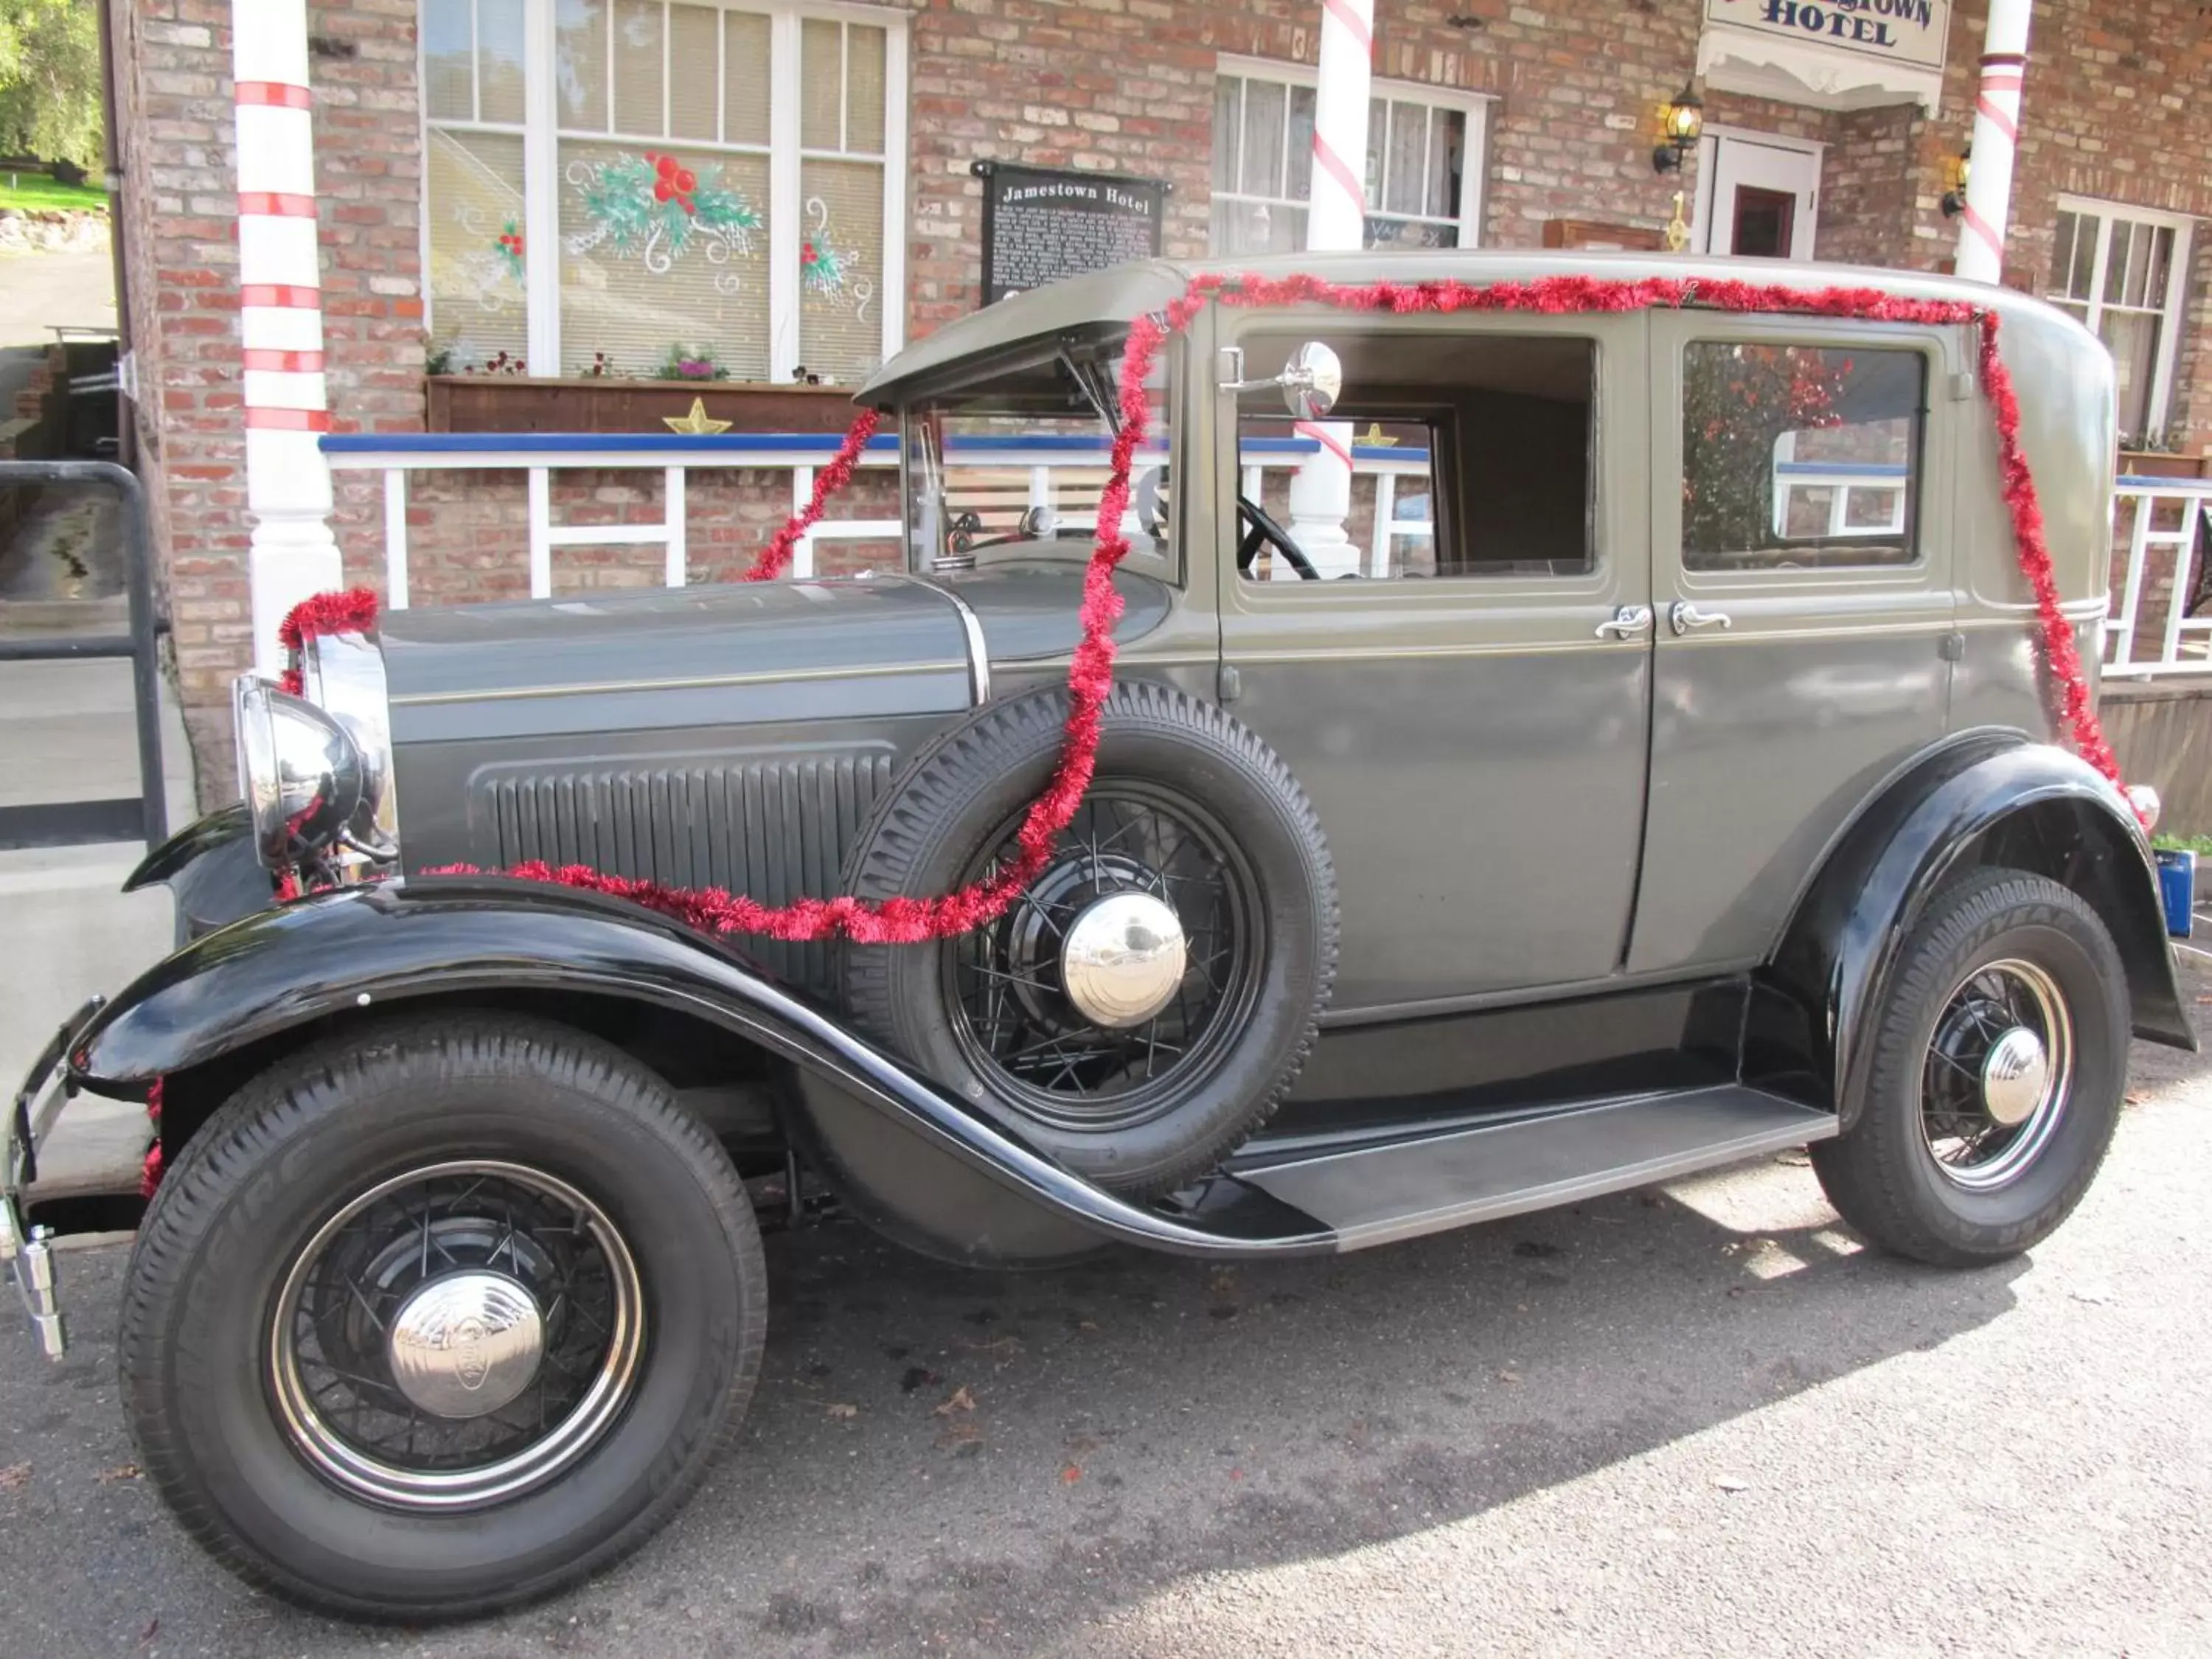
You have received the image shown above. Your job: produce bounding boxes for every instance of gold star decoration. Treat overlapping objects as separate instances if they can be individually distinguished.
[663,396,732,436]
[1357,422,1398,448]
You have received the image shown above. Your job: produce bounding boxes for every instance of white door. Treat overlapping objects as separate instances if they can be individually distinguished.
[1702,134,1820,261]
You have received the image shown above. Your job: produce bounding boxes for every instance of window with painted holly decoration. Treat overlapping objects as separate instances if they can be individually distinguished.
[422,0,905,386]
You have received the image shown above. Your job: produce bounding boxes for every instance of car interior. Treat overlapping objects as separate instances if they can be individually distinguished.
[1233,330,1599,580]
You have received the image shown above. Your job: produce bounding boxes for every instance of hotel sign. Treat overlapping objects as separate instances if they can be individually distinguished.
[973,161,1169,307]
[1703,0,1950,72]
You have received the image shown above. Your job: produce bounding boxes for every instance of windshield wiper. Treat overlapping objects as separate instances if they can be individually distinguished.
[1057,345,1119,435]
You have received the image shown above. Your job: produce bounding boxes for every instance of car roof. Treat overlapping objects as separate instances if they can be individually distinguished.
[856,248,2099,408]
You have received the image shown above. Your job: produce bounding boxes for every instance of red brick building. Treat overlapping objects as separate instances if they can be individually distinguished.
[102,0,2212,785]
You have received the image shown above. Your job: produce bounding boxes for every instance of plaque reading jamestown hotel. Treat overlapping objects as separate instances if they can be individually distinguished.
[974,161,1169,307]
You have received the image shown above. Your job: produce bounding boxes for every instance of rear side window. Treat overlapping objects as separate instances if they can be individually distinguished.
[1681,344,1925,571]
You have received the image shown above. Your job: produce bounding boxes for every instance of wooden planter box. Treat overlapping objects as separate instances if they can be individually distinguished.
[425,375,862,436]
[2118,450,2210,480]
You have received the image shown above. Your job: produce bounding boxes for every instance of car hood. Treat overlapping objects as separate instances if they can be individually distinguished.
[380,566,1172,745]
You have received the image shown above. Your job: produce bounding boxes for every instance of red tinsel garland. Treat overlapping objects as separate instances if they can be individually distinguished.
[275,584,382,695]
[140,1076,164,1198]
[273,272,2132,950]
[741,407,882,583]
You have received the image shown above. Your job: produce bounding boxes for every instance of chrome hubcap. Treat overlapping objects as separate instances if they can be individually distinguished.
[947,783,1259,1132]
[269,1160,644,1512]
[1921,958,2074,1191]
[387,1270,545,1419]
[1060,891,1189,1029]
[1978,1026,2051,1128]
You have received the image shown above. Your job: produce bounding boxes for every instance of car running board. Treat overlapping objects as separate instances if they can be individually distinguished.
[1215,1085,1836,1253]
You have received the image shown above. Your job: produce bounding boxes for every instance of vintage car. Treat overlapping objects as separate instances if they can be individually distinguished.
[4,251,2193,1619]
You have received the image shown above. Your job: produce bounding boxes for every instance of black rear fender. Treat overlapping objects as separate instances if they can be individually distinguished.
[1760,733,2194,1129]
[69,877,1326,1260]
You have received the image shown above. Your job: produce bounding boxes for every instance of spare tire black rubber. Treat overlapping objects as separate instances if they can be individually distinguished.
[842,680,1338,1198]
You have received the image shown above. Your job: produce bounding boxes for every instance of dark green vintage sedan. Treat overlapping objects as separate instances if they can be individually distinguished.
[4,251,2191,1618]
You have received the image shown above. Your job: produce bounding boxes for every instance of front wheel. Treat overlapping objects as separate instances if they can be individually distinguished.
[1811,869,2131,1267]
[119,1015,766,1620]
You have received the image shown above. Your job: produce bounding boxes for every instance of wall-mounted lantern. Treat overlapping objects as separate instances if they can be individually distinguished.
[1940,144,1972,218]
[1652,83,1704,175]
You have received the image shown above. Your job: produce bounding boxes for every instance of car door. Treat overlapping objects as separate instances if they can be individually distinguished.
[1630,311,1960,977]
[1216,310,1654,1013]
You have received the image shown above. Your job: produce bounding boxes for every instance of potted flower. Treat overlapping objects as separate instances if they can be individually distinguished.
[654,343,731,383]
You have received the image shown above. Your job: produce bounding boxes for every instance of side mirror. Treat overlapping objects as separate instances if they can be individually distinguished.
[1280,341,1342,420]
[1220,341,1343,421]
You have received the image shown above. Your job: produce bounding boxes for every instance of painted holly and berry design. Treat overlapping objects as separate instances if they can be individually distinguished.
[566,150,762,271]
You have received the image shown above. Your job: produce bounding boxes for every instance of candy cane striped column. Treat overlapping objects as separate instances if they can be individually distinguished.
[234,0,341,672]
[1952,0,2032,286]
[1282,0,1375,578]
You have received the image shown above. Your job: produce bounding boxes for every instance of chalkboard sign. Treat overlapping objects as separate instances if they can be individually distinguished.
[973,161,1169,307]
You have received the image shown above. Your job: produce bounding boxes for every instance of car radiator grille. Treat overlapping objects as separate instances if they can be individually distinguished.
[474,753,900,996]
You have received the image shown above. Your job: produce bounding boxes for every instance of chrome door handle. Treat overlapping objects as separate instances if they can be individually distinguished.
[1594,605,1654,640]
[1669,601,1732,635]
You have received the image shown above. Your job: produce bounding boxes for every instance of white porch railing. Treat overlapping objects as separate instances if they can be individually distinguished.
[321,431,1433,605]
[2107,475,2212,678]
[321,437,2211,675]
[1772,460,1909,539]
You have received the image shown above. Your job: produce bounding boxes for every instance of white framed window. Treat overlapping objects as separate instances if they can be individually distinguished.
[2048,197,2195,445]
[422,0,906,386]
[1208,55,1486,256]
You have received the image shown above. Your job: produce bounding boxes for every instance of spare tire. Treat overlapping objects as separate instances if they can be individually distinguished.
[841,681,1338,1197]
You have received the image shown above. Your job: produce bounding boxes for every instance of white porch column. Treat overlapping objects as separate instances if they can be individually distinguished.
[234,0,341,672]
[1952,0,2032,285]
[1283,0,1374,578]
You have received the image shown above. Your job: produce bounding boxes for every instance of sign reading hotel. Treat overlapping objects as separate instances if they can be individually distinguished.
[973,161,1168,307]
[1704,0,1950,71]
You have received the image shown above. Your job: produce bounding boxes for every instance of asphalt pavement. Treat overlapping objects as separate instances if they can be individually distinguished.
[5,966,2211,1658]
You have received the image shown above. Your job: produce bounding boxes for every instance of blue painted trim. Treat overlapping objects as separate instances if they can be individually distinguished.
[2117,473,2212,491]
[319,430,1430,467]
[1773,461,1910,479]
[321,431,905,456]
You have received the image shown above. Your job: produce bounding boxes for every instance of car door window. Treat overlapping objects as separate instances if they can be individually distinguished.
[1233,331,1597,580]
[1680,343,1926,572]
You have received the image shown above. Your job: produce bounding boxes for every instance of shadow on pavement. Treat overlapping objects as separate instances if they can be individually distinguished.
[630,1166,2023,1654]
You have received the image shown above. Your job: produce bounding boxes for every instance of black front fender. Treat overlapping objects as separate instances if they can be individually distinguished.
[1764,733,2194,1130]
[70,877,1333,1260]
[123,804,277,943]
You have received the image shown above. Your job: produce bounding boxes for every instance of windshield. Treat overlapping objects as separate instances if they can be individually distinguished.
[902,337,1174,578]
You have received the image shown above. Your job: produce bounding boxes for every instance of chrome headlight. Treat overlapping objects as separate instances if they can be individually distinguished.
[232,678,370,867]
[300,628,397,850]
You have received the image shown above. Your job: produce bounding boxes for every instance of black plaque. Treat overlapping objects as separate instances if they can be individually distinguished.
[973,161,1169,306]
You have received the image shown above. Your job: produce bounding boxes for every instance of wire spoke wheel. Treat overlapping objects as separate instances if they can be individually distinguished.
[268,1159,644,1512]
[1919,957,2075,1192]
[945,782,1265,1134]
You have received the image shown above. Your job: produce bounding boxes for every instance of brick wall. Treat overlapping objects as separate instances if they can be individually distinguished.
[114,0,2212,800]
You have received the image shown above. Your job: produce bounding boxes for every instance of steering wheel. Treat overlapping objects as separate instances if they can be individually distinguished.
[1133,466,1168,538]
[1237,494,1323,581]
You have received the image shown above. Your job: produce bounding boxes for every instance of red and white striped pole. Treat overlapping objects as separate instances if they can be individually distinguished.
[1283,0,1374,577]
[233,0,341,672]
[1952,0,2031,286]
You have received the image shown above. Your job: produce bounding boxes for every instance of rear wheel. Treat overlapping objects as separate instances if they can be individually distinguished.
[1812,869,2129,1266]
[119,1014,765,1620]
